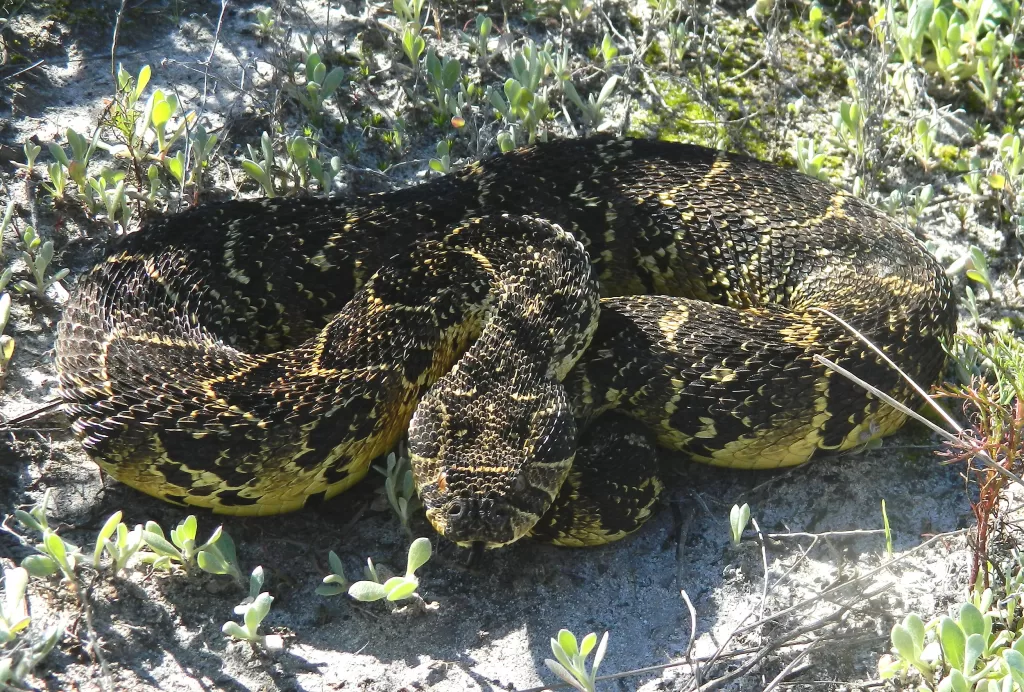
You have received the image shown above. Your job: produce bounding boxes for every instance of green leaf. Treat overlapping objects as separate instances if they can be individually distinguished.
[21,555,58,578]
[14,510,43,534]
[892,624,918,661]
[222,621,249,640]
[328,551,345,579]
[729,503,751,545]
[44,532,67,564]
[93,511,122,567]
[550,633,577,679]
[939,616,966,671]
[908,0,934,44]
[246,592,273,631]
[165,152,184,182]
[441,59,460,89]
[210,531,237,567]
[593,631,608,673]
[197,550,229,575]
[958,602,985,637]
[289,137,311,162]
[348,580,388,601]
[579,632,597,657]
[904,613,926,650]
[135,65,151,100]
[321,67,346,99]
[596,75,619,108]
[384,577,418,601]
[151,98,173,130]
[240,160,272,189]
[1004,649,1024,686]
[544,659,585,691]
[305,52,322,82]
[944,668,969,692]
[963,633,984,674]
[558,629,580,658]
[170,516,194,549]
[406,537,432,575]
[249,566,265,599]
[143,530,181,559]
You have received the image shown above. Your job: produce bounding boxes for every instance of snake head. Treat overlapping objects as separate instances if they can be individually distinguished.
[408,372,576,548]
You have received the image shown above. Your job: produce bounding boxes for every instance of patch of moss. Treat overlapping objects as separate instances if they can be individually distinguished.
[934,144,963,172]
[630,84,720,148]
[632,77,773,158]
[644,39,665,67]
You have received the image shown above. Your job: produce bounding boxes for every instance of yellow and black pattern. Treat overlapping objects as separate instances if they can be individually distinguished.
[55,137,957,548]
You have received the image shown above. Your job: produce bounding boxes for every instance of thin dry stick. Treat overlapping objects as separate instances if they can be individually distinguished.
[78,576,113,692]
[813,354,1024,488]
[760,639,821,692]
[768,536,819,592]
[738,529,966,636]
[0,398,63,427]
[743,529,885,541]
[693,584,891,692]
[809,306,962,432]
[751,517,770,621]
[109,0,128,76]
[514,637,839,692]
[681,589,701,688]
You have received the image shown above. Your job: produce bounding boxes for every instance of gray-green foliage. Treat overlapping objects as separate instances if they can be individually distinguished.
[240,131,341,197]
[882,553,1024,689]
[92,511,144,576]
[424,49,466,124]
[460,13,495,65]
[792,137,828,180]
[346,537,432,603]
[222,566,283,649]
[315,551,350,597]
[31,64,228,228]
[251,7,277,41]
[947,326,1024,405]
[0,624,61,689]
[429,139,452,174]
[14,226,69,299]
[140,515,243,583]
[729,503,751,545]
[376,451,422,533]
[0,568,30,645]
[881,0,1017,101]
[393,0,428,68]
[544,629,609,692]
[294,51,346,125]
[14,490,80,581]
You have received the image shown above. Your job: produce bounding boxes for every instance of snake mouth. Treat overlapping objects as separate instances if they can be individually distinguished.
[425,496,539,548]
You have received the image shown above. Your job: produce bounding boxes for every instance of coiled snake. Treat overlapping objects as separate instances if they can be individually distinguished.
[55,137,957,548]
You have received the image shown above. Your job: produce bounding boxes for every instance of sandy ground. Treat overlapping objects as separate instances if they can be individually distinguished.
[0,0,1017,690]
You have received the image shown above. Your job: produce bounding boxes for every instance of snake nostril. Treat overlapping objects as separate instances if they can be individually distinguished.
[448,500,467,519]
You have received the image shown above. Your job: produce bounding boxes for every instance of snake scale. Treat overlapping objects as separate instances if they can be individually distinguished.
[55,137,957,548]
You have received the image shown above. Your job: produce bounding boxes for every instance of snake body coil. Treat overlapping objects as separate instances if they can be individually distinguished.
[55,137,957,548]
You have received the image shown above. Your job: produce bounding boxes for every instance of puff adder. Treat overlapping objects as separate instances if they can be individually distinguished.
[55,137,957,549]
